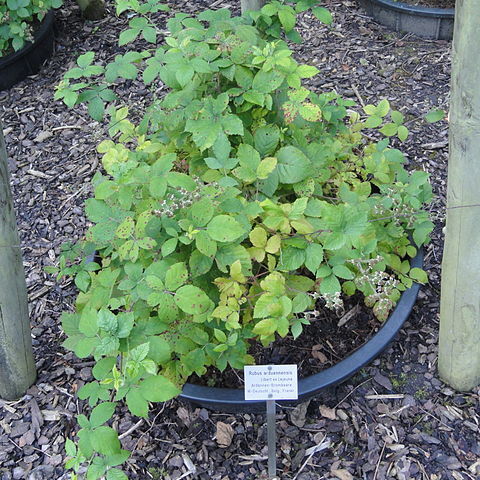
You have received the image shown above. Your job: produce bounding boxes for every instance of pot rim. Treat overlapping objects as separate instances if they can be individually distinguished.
[180,249,423,411]
[0,10,55,68]
[360,0,454,18]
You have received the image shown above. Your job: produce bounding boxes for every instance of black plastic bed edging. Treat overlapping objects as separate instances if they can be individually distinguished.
[180,249,423,412]
[358,0,454,40]
[0,11,55,91]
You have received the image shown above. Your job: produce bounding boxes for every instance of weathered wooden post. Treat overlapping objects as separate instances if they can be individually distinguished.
[438,0,480,391]
[241,0,266,14]
[0,122,36,400]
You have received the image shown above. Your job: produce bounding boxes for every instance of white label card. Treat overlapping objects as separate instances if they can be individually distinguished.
[244,364,298,400]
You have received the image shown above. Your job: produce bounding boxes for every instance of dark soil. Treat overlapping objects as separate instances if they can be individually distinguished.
[192,297,378,389]
[1,1,479,480]
[397,0,455,9]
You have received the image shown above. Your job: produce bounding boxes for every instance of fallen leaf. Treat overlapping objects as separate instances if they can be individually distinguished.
[176,406,191,426]
[290,401,310,428]
[319,405,337,420]
[311,345,328,363]
[215,421,234,448]
[373,372,393,390]
[331,468,354,480]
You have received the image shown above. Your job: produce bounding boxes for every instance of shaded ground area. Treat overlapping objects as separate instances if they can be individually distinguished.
[0,0,478,479]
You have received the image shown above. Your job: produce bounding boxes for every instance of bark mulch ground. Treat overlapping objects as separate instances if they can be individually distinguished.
[0,0,478,479]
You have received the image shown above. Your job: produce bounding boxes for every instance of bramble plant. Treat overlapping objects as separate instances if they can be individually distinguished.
[52,0,433,477]
[0,0,62,56]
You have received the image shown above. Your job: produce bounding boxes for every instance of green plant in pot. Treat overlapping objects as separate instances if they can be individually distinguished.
[52,0,433,477]
[0,0,62,56]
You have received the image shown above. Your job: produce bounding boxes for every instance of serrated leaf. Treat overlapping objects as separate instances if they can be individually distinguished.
[90,402,116,428]
[174,285,211,315]
[332,264,354,279]
[409,267,428,284]
[254,125,280,156]
[165,262,189,291]
[305,243,324,274]
[207,215,245,243]
[276,146,311,184]
[116,217,134,239]
[90,426,121,456]
[126,388,149,417]
[312,6,333,24]
[249,227,267,248]
[191,198,214,227]
[320,274,341,294]
[106,468,129,480]
[139,375,181,402]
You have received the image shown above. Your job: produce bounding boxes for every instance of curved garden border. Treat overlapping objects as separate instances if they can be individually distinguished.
[180,249,424,412]
[358,0,454,40]
[0,11,55,91]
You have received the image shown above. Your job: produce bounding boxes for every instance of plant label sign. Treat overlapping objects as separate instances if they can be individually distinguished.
[244,364,298,400]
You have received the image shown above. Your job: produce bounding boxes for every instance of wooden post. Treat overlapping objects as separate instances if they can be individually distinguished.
[76,0,105,20]
[0,122,36,400]
[438,0,480,391]
[241,0,266,14]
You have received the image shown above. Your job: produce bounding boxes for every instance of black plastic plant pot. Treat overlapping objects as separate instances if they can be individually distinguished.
[180,249,423,413]
[358,0,454,40]
[0,11,55,91]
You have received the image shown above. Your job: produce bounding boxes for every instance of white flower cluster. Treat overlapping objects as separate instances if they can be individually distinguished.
[154,187,203,217]
[349,255,399,319]
[373,187,417,227]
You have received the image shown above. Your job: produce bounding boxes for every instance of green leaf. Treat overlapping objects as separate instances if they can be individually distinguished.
[397,125,409,141]
[252,70,285,94]
[79,308,99,337]
[126,388,149,417]
[174,285,211,315]
[165,262,189,291]
[320,274,341,295]
[139,375,181,402]
[196,230,217,257]
[189,250,213,277]
[65,438,77,457]
[98,309,118,334]
[96,336,120,356]
[77,52,95,68]
[90,402,116,428]
[106,468,129,480]
[161,237,178,257]
[276,146,311,184]
[116,312,134,338]
[304,243,324,274]
[207,215,245,243]
[93,357,116,380]
[296,65,319,78]
[332,264,354,279]
[254,125,280,156]
[86,96,105,122]
[148,336,171,364]
[278,8,296,32]
[425,108,445,123]
[116,217,134,239]
[409,267,428,284]
[312,6,333,24]
[90,426,121,456]
[292,293,312,313]
[191,198,214,227]
[75,337,99,358]
[253,318,277,336]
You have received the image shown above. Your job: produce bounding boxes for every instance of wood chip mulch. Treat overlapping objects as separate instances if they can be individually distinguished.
[1,1,478,479]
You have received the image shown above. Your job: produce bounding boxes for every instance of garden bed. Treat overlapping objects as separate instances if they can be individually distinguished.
[0,1,478,479]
